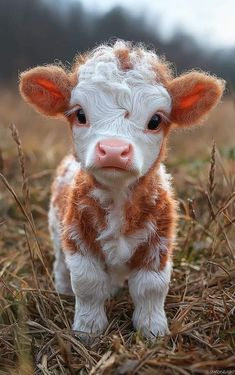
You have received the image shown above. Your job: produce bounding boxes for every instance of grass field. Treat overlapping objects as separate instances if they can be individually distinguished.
[0,91,235,374]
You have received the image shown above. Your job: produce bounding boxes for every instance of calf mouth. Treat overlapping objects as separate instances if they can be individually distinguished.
[90,164,140,181]
[100,166,128,171]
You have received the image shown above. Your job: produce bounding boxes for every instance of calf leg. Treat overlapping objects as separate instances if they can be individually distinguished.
[53,247,73,295]
[66,253,110,337]
[49,205,73,295]
[128,262,171,339]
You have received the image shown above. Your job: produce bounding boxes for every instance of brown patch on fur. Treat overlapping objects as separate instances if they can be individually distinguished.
[20,65,72,117]
[114,47,133,70]
[124,167,177,271]
[167,72,225,126]
[60,170,106,259]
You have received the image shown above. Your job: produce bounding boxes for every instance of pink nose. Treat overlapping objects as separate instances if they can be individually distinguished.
[95,138,133,169]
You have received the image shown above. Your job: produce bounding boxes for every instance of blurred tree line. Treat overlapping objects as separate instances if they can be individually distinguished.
[0,0,234,90]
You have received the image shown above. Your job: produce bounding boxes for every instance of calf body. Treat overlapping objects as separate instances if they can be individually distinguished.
[49,155,176,337]
[19,41,224,339]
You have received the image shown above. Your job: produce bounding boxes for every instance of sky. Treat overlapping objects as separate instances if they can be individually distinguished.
[69,0,235,48]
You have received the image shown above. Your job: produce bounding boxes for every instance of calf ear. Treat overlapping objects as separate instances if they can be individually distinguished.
[167,72,225,126]
[19,65,72,117]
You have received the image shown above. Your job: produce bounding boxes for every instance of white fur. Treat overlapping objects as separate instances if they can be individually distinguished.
[69,44,172,187]
[66,252,110,337]
[48,204,73,295]
[55,155,80,189]
[91,186,155,267]
[48,43,174,339]
[157,163,173,193]
[128,261,172,338]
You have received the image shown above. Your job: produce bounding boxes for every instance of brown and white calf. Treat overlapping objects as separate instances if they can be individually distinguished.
[19,41,224,339]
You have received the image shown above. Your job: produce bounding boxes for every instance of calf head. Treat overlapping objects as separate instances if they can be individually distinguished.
[20,41,225,187]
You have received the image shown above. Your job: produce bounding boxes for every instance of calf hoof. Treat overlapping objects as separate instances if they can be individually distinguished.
[133,312,169,340]
[72,313,108,344]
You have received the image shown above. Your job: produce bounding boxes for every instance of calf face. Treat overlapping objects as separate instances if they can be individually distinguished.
[68,60,172,187]
[20,42,224,189]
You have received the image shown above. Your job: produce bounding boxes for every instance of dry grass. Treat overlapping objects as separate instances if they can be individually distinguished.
[0,92,235,374]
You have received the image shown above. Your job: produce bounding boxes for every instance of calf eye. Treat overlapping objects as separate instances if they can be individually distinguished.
[147,114,162,131]
[76,108,86,124]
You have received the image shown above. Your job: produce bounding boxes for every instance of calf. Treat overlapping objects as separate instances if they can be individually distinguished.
[19,41,224,339]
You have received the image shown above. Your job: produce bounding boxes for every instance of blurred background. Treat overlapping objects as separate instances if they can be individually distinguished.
[0,0,234,172]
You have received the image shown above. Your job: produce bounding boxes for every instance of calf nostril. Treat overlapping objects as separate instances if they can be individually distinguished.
[98,143,106,156]
[121,145,131,158]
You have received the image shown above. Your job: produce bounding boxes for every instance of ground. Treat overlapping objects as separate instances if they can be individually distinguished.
[0,91,234,374]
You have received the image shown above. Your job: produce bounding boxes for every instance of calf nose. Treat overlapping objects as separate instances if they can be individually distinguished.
[95,138,133,169]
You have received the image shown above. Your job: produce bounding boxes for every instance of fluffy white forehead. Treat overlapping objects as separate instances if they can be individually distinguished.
[70,43,172,116]
[78,43,159,85]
